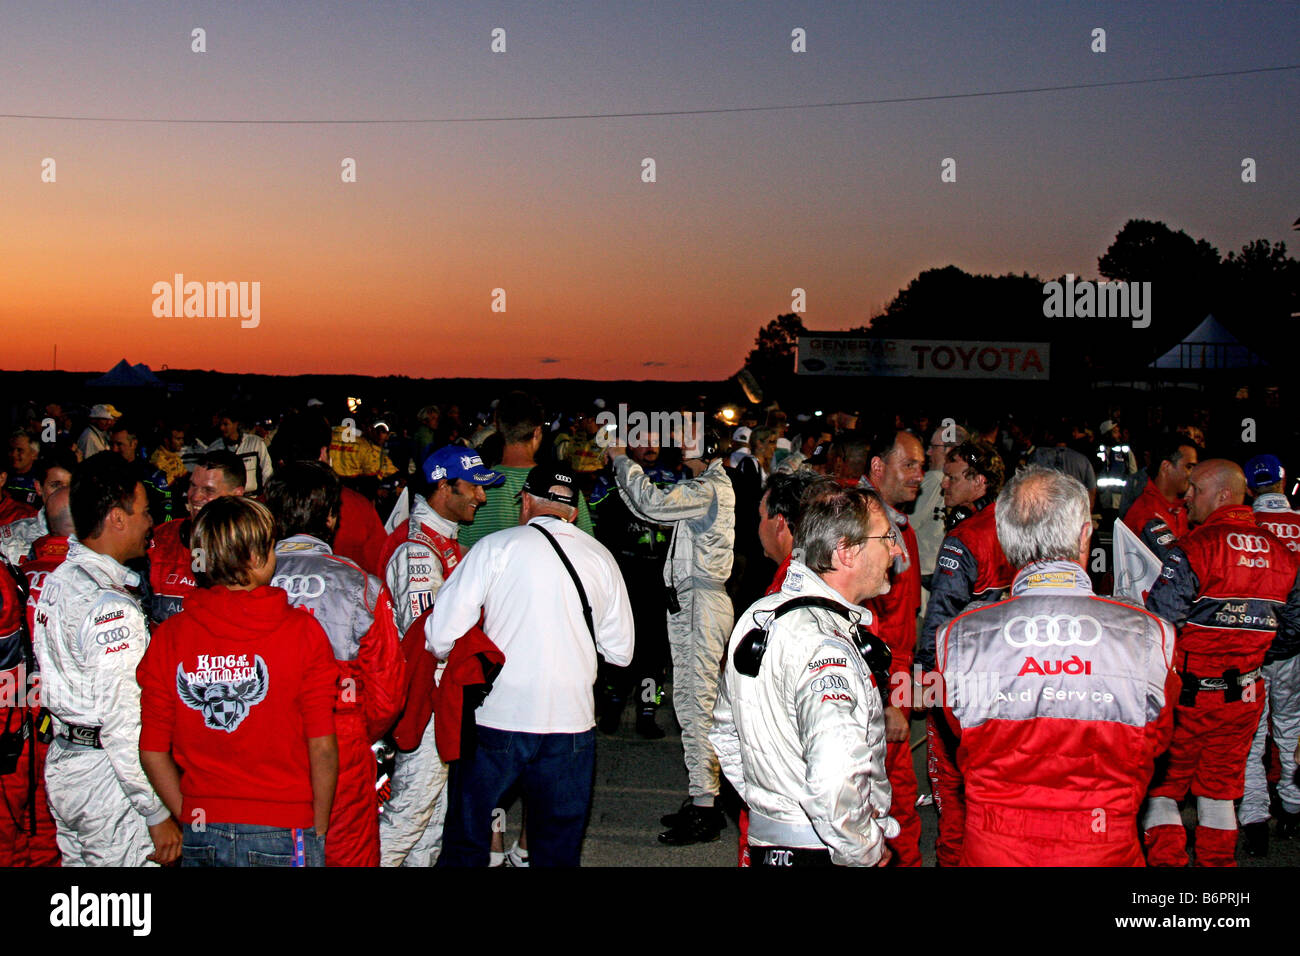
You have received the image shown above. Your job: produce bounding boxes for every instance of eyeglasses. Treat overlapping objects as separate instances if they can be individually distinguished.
[862,528,900,548]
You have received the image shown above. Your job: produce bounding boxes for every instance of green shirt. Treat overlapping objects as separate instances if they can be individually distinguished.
[457,464,594,552]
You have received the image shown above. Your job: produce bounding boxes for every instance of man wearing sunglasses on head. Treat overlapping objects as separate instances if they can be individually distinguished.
[915,439,1015,867]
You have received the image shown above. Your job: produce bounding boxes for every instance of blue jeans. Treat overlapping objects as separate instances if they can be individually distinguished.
[438,727,595,867]
[182,823,326,867]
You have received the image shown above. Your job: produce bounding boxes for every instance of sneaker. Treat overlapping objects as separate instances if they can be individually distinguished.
[1242,821,1269,857]
[660,798,694,827]
[658,804,725,846]
[489,850,506,867]
[504,842,530,867]
[636,711,666,739]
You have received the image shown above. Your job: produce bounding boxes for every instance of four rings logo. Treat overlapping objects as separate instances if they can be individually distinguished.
[95,626,132,645]
[1260,523,1300,540]
[409,564,431,575]
[1227,533,1269,553]
[272,574,326,600]
[810,674,850,693]
[1002,615,1103,648]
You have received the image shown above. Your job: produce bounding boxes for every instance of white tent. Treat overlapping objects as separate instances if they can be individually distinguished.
[1149,314,1266,370]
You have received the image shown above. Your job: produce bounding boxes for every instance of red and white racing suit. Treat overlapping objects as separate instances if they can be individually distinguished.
[271,534,404,866]
[146,518,197,625]
[1143,504,1300,866]
[917,501,1014,866]
[378,497,463,866]
[940,561,1178,865]
[1239,493,1300,828]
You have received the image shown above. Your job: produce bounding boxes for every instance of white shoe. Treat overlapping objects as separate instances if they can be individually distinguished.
[504,842,530,867]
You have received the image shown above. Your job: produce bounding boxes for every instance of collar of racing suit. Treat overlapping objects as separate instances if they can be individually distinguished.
[857,476,913,574]
[1255,493,1292,513]
[1199,503,1257,529]
[777,558,875,629]
[275,533,333,555]
[64,535,140,589]
[1010,559,1094,598]
[410,493,459,540]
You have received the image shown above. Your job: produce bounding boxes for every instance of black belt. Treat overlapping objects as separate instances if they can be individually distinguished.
[749,845,835,868]
[58,722,103,748]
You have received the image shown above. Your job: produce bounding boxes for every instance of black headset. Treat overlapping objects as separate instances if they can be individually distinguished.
[733,597,892,705]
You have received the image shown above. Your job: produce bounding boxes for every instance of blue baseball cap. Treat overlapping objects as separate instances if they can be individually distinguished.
[1244,454,1284,491]
[422,446,505,487]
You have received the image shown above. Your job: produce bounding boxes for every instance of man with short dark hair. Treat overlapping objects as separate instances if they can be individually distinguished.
[145,450,245,625]
[266,462,404,867]
[711,484,902,867]
[31,453,181,866]
[1121,436,1198,556]
[1144,460,1300,866]
[0,453,75,566]
[859,430,926,866]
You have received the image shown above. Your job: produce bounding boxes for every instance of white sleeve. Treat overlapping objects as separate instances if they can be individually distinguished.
[424,541,493,660]
[614,457,714,523]
[709,665,746,801]
[594,551,634,668]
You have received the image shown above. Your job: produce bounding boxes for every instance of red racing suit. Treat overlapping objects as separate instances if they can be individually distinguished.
[939,561,1178,865]
[1122,479,1188,557]
[860,481,922,867]
[1,558,60,866]
[917,501,1015,866]
[271,535,404,866]
[146,518,197,625]
[1144,504,1300,866]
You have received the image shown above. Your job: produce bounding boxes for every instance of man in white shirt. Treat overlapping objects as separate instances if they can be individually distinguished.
[427,465,634,867]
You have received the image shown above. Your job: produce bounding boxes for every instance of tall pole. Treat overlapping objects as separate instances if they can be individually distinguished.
[53,344,57,370]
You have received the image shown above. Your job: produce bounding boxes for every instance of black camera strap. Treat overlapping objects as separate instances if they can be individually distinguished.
[532,521,596,647]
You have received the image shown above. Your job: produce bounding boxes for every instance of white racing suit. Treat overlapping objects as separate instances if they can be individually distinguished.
[0,508,47,566]
[379,497,461,866]
[30,539,169,865]
[615,456,734,799]
[710,561,898,865]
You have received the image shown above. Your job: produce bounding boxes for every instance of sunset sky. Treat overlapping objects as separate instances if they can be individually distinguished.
[2,1,1296,380]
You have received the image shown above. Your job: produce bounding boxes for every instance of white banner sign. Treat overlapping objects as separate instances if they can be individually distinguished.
[797,337,1050,380]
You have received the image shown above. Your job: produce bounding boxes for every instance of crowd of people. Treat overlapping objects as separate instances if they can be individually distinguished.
[1,388,1298,867]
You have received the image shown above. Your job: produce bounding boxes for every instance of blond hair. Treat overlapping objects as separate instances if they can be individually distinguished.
[192,496,275,587]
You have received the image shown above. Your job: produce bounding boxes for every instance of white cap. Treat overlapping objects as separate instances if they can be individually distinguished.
[89,404,121,420]
[732,426,752,443]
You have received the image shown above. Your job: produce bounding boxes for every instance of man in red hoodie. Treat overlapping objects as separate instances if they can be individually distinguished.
[138,496,339,867]
[266,462,404,866]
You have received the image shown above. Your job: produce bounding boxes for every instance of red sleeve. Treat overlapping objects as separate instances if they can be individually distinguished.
[297,615,341,739]
[136,621,176,752]
[360,584,406,741]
